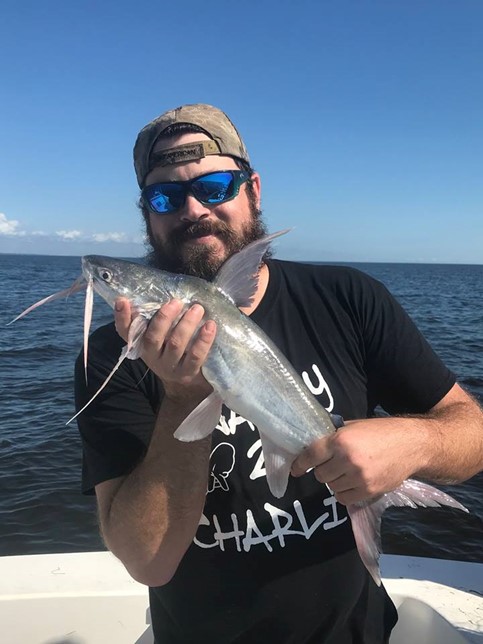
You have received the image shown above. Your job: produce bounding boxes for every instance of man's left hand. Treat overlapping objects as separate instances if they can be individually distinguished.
[290,418,427,505]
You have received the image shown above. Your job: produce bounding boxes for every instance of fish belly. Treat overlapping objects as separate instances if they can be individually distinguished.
[203,333,332,455]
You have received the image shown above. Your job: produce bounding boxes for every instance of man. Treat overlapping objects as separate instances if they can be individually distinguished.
[75,103,483,643]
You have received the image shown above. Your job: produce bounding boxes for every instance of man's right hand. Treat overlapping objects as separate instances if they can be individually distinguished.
[114,297,216,401]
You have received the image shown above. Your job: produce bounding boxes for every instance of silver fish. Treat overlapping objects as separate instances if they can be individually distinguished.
[9,231,468,585]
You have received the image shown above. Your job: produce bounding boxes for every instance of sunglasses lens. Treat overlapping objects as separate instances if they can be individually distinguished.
[143,184,184,213]
[192,172,234,204]
[143,171,247,214]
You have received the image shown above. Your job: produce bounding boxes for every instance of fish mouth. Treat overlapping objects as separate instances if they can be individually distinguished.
[81,256,100,283]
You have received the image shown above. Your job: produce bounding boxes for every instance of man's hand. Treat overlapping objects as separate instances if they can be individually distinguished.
[291,418,428,505]
[114,297,216,401]
[291,385,483,506]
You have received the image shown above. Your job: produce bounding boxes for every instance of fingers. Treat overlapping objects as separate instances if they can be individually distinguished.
[291,436,333,478]
[114,298,133,341]
[180,319,216,376]
[290,433,369,505]
[141,299,217,388]
[113,298,216,388]
[142,299,185,357]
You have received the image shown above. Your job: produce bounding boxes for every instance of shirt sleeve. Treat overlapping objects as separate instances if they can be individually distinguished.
[74,323,161,494]
[356,274,456,414]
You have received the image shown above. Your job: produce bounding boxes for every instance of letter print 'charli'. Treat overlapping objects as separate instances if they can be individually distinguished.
[194,496,347,551]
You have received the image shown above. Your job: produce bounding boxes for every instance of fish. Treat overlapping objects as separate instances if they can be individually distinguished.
[9,231,468,585]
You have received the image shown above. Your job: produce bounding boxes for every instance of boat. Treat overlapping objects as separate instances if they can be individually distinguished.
[0,551,481,643]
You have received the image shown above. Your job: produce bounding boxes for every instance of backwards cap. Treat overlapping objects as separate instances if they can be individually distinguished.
[133,103,251,187]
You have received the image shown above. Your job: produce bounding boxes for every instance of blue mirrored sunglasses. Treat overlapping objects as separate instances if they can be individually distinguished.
[142,170,250,214]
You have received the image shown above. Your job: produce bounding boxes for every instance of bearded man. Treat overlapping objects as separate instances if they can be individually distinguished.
[75,103,483,644]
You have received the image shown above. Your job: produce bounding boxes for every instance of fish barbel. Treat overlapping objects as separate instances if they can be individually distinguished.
[9,231,468,585]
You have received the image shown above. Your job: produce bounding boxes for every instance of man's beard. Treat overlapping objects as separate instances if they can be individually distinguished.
[144,205,269,281]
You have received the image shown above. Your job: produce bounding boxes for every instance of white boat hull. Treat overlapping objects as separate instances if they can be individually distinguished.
[0,551,481,643]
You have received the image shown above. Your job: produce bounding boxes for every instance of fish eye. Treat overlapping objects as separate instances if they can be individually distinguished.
[98,268,113,282]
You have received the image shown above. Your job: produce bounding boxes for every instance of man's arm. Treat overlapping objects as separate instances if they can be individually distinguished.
[291,383,483,505]
[96,298,216,587]
[96,394,212,587]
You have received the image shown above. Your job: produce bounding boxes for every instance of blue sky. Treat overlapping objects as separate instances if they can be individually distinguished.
[1,0,482,263]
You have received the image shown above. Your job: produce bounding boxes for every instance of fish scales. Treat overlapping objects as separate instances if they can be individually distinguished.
[89,254,334,455]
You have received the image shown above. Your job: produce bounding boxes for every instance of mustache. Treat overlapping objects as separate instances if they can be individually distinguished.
[170,220,235,245]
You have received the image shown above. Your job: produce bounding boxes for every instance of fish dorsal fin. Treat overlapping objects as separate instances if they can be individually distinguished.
[213,230,289,308]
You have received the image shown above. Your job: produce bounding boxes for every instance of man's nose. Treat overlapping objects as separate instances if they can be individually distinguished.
[179,193,211,222]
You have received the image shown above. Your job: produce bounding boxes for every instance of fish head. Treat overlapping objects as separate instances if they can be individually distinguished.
[81,255,154,308]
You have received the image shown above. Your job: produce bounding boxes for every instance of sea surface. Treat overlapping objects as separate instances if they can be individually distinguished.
[1,254,482,562]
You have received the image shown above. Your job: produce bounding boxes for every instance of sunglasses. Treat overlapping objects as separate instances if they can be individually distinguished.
[142,170,250,214]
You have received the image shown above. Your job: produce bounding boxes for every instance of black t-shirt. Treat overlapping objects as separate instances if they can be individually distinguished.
[75,260,455,644]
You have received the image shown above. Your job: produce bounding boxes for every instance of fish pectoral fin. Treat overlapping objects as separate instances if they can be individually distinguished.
[258,432,296,498]
[213,230,289,308]
[174,392,223,441]
[347,478,468,587]
[125,315,150,359]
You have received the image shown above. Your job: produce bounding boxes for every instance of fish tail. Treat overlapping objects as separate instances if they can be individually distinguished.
[347,478,468,586]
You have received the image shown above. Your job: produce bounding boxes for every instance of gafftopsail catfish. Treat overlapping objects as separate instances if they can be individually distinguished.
[9,231,467,584]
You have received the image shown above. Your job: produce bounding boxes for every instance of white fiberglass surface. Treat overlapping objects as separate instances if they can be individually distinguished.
[389,596,472,644]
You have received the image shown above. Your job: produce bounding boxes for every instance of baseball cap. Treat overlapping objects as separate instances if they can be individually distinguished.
[133,103,251,187]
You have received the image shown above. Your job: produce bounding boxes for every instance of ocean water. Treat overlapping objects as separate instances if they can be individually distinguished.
[0,254,482,561]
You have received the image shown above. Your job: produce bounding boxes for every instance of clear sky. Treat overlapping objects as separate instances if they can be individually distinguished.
[1,0,482,263]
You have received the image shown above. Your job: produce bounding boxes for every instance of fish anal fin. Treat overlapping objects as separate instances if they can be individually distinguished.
[174,392,223,441]
[348,478,468,587]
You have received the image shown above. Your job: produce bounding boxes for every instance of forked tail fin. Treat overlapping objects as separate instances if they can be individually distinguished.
[347,479,468,586]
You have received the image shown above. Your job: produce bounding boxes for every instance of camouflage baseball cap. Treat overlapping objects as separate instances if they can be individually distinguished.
[133,103,251,187]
